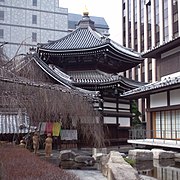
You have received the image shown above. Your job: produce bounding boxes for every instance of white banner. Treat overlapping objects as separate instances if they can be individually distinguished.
[61,129,78,140]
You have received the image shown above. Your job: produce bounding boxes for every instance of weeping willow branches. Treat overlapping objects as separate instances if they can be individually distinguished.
[0,53,105,147]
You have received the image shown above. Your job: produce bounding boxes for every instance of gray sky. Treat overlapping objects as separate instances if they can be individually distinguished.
[59,0,121,42]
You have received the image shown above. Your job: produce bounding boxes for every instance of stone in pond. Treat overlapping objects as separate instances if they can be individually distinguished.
[59,150,77,161]
[74,155,95,166]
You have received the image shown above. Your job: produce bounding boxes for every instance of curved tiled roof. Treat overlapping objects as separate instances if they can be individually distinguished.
[31,54,99,98]
[39,27,104,50]
[28,51,144,94]
[38,14,142,61]
[38,26,142,61]
[68,70,145,88]
[37,14,143,76]
[68,70,117,84]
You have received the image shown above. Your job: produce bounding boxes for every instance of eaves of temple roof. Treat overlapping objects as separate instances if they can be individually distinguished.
[37,26,143,62]
[29,53,145,93]
[68,70,145,89]
[37,13,143,75]
[31,54,99,99]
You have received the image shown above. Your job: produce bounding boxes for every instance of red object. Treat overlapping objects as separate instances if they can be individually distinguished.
[45,122,53,134]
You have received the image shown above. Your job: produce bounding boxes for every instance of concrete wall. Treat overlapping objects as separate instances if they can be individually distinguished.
[157,47,180,80]
[0,0,68,58]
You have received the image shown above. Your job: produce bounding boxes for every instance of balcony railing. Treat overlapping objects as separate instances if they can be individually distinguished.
[129,129,180,144]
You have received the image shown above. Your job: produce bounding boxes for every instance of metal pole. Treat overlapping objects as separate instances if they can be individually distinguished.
[164,130,166,144]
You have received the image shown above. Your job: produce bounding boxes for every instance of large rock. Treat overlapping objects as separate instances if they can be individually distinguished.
[100,151,140,180]
[135,160,153,171]
[153,158,175,167]
[174,153,180,162]
[151,149,174,159]
[128,149,153,161]
[92,147,107,161]
[74,155,95,166]
[59,150,77,161]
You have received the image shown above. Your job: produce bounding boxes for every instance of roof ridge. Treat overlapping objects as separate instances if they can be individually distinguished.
[87,26,103,42]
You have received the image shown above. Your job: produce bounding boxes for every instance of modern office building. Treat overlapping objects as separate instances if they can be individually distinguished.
[119,0,180,119]
[0,0,109,59]
[0,0,68,59]
[120,0,179,83]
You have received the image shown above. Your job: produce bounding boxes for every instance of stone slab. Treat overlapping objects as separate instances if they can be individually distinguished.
[128,149,153,161]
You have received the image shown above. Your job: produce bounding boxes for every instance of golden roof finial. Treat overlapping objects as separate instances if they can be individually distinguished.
[83,5,89,16]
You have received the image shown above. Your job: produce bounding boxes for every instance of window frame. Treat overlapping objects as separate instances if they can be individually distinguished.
[32,15,37,24]
[0,10,4,20]
[32,0,37,6]
[32,32,37,42]
[0,29,4,39]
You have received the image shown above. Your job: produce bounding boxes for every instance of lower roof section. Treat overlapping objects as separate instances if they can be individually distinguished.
[121,75,180,99]
[32,54,99,99]
[0,113,35,134]
[68,70,144,85]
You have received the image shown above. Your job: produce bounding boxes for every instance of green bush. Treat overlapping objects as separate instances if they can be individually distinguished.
[124,157,136,166]
[131,100,142,127]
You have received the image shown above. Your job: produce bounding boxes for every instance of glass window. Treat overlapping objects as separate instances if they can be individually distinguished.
[0,29,4,38]
[0,11,4,20]
[165,111,171,138]
[176,110,180,138]
[154,110,180,139]
[174,13,178,22]
[155,112,161,138]
[32,32,37,42]
[32,15,37,24]
[32,0,37,6]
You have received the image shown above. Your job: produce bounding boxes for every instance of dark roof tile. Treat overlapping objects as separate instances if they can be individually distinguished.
[41,27,103,50]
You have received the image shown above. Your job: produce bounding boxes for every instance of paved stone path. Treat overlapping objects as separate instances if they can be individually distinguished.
[67,170,158,180]
[67,170,107,180]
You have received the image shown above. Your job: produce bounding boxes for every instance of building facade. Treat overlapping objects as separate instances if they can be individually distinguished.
[121,1,180,148]
[0,0,68,59]
[123,37,180,148]
[120,0,180,120]
[120,0,180,83]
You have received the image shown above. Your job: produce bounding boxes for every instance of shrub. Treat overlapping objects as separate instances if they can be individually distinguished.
[0,144,79,180]
[124,157,136,166]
